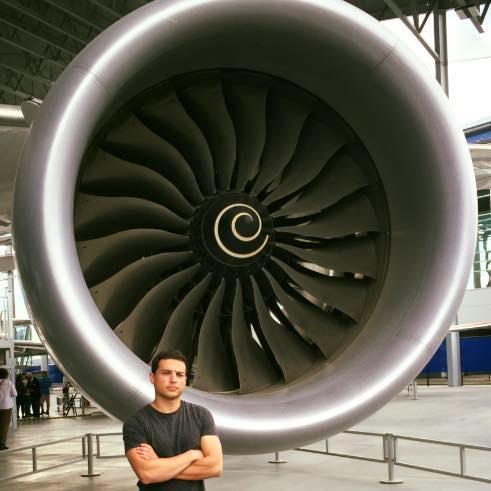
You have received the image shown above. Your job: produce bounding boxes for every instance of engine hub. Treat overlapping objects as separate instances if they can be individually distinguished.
[190,193,274,274]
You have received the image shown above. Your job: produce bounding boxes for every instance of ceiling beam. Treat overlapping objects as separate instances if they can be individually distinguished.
[0,0,87,46]
[0,17,77,58]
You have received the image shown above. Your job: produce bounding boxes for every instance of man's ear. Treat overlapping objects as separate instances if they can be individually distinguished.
[149,371,155,384]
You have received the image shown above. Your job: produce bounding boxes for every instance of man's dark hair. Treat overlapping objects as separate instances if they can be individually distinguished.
[151,350,188,374]
[0,368,8,379]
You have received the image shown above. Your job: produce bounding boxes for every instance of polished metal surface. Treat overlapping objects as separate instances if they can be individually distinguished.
[13,0,476,454]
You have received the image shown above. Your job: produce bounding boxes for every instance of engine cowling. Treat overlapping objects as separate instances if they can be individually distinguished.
[13,0,476,454]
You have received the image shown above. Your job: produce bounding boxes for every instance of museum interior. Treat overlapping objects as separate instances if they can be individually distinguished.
[1,0,491,489]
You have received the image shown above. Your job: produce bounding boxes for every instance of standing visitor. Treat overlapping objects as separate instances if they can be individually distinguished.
[39,371,53,416]
[0,367,17,450]
[123,350,222,490]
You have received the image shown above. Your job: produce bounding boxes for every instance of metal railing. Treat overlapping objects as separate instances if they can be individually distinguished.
[95,432,125,460]
[1,429,491,484]
[393,433,491,484]
[295,430,491,484]
[0,434,87,483]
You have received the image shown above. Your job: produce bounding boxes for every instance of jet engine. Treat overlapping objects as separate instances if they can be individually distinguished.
[13,0,476,454]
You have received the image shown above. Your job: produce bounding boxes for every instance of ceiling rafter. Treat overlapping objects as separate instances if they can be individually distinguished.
[0,35,66,70]
[0,0,88,46]
[41,0,105,34]
[0,81,31,99]
[0,17,76,58]
[86,0,121,20]
[0,62,52,87]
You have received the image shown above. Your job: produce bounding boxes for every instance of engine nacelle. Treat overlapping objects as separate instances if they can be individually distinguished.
[13,0,475,454]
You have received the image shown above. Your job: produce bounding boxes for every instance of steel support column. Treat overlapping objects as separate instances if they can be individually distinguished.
[446,331,462,387]
[7,266,17,430]
[434,5,449,96]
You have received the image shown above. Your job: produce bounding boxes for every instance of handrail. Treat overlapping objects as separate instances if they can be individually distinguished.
[0,433,87,483]
[296,430,491,484]
[94,432,125,459]
[0,434,86,454]
[1,429,491,484]
[395,433,491,451]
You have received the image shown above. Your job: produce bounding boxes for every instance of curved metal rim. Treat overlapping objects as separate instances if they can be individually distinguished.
[13,0,476,453]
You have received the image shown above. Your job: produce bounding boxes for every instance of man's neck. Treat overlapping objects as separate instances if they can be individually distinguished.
[151,396,181,414]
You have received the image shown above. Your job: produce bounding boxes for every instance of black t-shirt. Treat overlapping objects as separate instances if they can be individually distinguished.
[123,401,217,491]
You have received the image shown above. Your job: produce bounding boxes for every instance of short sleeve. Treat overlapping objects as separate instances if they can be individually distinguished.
[200,407,217,437]
[123,415,149,453]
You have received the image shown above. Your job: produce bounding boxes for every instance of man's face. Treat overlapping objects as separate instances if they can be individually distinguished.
[150,358,187,400]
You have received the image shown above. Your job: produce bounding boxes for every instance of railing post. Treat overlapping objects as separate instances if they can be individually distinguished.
[81,433,101,477]
[96,434,101,458]
[325,438,329,453]
[32,447,37,472]
[459,446,466,475]
[82,435,87,458]
[268,451,287,464]
[380,434,403,484]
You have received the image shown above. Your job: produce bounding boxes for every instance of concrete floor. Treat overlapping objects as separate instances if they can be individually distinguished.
[1,384,491,490]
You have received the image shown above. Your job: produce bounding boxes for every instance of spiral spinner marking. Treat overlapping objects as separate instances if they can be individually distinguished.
[214,203,269,259]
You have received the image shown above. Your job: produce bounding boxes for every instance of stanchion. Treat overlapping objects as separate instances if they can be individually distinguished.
[268,451,287,464]
[380,434,403,484]
[81,433,101,477]
[32,447,37,472]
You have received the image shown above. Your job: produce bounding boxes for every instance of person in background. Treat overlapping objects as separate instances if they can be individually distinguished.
[15,374,28,419]
[0,367,17,450]
[26,372,41,418]
[38,371,52,416]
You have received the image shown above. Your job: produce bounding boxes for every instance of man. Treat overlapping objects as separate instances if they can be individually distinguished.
[123,350,223,490]
[25,372,41,418]
[38,371,52,415]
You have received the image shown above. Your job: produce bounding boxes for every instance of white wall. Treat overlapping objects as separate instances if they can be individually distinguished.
[458,287,491,324]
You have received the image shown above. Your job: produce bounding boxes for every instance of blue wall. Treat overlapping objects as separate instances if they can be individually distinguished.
[23,364,64,383]
[420,336,491,374]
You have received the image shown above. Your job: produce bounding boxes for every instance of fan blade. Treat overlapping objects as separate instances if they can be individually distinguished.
[178,79,236,191]
[74,193,189,240]
[114,264,201,361]
[90,251,193,327]
[273,152,370,217]
[224,83,267,191]
[103,112,203,203]
[251,277,315,383]
[264,270,350,358]
[271,257,368,322]
[275,236,377,278]
[231,280,279,393]
[276,193,379,239]
[263,118,346,205]
[80,150,194,218]
[192,280,237,392]
[77,229,189,287]
[154,274,212,361]
[251,95,310,195]
[136,89,216,196]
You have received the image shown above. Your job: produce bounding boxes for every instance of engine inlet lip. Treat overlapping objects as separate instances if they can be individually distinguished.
[12,0,476,454]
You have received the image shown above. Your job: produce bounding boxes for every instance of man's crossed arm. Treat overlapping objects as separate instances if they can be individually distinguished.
[126,435,223,485]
